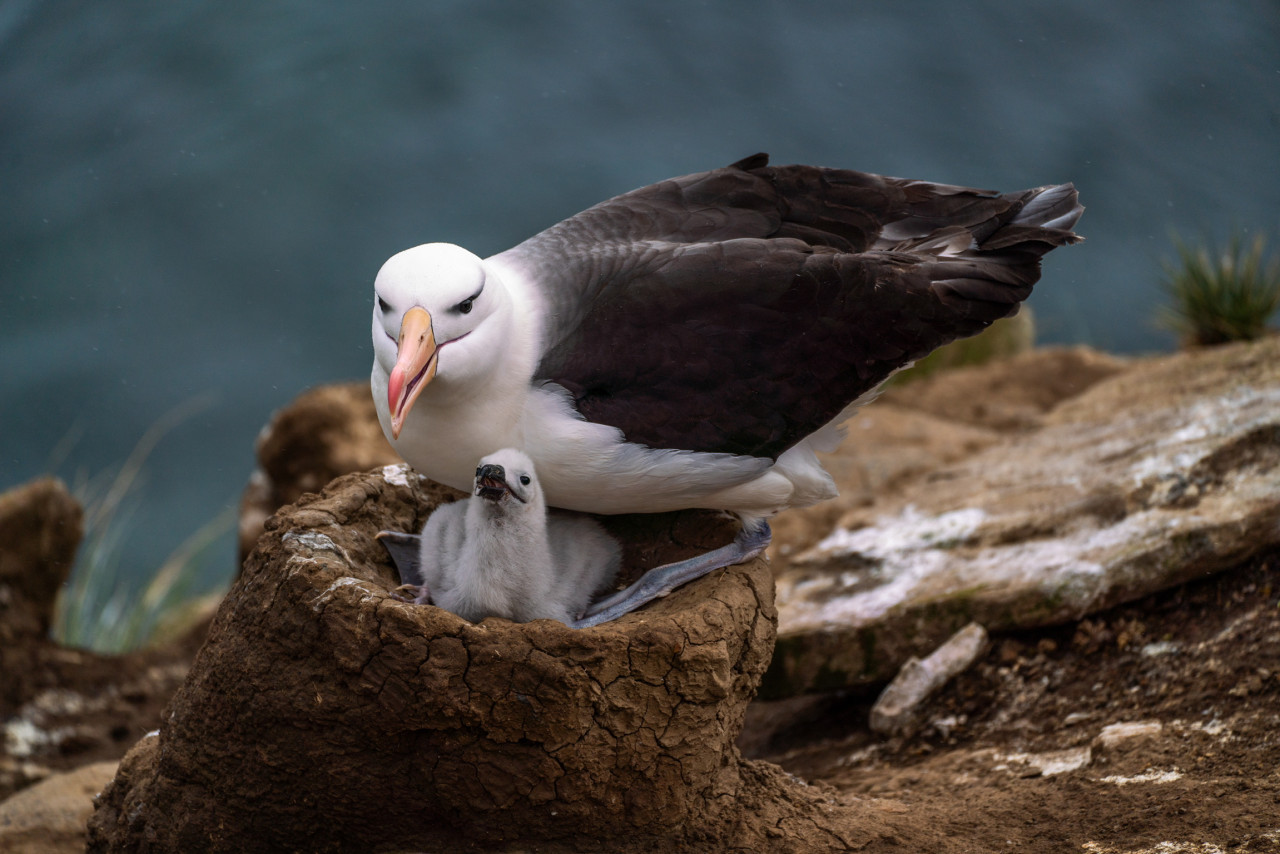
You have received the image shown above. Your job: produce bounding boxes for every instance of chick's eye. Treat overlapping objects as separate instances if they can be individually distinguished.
[519,475,531,486]
[456,297,474,315]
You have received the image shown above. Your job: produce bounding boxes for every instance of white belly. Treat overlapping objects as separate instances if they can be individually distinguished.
[374,374,838,519]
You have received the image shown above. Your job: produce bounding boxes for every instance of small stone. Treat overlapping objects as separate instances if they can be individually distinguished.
[0,760,118,854]
[870,623,989,737]
[1093,720,1163,749]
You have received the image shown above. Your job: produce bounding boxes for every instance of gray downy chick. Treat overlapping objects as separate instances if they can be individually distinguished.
[380,448,620,625]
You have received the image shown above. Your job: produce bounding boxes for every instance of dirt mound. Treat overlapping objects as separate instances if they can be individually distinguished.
[0,478,201,805]
[8,342,1277,852]
[749,547,1280,853]
[87,467,957,852]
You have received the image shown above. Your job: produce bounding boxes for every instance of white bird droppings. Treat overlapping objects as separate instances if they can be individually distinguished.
[803,506,987,560]
[1095,721,1163,748]
[381,463,413,487]
[311,576,378,612]
[1098,768,1183,786]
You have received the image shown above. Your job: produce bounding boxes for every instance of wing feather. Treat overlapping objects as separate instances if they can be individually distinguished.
[492,154,1082,459]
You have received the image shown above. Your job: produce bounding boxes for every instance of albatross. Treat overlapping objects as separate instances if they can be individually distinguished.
[379,448,621,626]
[371,153,1082,621]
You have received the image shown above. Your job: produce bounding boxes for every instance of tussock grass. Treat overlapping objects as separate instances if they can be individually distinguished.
[1158,232,1280,347]
[51,398,232,654]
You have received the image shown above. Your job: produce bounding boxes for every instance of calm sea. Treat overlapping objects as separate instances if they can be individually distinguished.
[2,0,1277,591]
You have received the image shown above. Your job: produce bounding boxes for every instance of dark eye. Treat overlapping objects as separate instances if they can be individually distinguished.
[456,297,474,315]
[519,475,531,486]
[377,296,390,313]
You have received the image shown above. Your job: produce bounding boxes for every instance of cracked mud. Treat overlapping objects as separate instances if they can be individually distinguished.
[87,468,943,853]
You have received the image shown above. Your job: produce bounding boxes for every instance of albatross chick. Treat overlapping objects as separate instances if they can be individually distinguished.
[380,448,620,625]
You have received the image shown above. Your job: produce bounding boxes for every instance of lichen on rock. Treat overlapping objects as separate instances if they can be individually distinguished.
[769,337,1280,697]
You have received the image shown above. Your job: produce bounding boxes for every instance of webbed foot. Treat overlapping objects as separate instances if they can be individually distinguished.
[377,530,428,603]
[390,583,432,605]
[570,521,771,629]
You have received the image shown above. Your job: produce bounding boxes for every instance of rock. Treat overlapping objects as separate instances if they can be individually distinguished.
[769,347,1126,566]
[89,466,957,853]
[1093,721,1163,750]
[0,480,201,802]
[767,338,1280,697]
[238,382,400,561]
[869,622,988,737]
[0,760,118,854]
[886,345,1129,432]
[0,478,82,642]
[1,649,195,803]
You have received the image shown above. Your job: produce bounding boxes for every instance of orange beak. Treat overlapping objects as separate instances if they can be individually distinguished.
[387,307,437,439]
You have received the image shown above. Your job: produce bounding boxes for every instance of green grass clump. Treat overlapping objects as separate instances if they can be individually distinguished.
[1158,232,1280,347]
[51,400,231,654]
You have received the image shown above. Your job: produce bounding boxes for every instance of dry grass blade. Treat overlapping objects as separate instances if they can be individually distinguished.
[52,395,231,653]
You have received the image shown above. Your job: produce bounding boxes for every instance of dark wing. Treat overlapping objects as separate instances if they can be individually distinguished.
[494,154,1082,460]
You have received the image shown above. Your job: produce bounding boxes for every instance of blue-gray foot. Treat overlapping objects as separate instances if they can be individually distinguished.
[572,521,771,629]
[376,530,432,605]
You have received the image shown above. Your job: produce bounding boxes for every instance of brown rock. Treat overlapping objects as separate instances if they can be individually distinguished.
[771,405,1002,560]
[768,337,1280,696]
[89,466,954,852]
[0,478,82,642]
[885,345,1129,432]
[0,760,118,854]
[0,481,201,802]
[769,347,1125,564]
[238,382,400,561]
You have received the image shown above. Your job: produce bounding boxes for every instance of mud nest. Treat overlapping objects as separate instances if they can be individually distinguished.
[88,465,921,852]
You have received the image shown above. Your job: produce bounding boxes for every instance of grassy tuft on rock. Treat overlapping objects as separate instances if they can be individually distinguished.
[1158,231,1280,347]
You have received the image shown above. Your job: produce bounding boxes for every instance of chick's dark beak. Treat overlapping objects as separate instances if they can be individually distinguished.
[475,464,510,501]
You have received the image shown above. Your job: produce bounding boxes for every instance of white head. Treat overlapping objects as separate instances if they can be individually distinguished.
[470,448,543,517]
[372,243,512,437]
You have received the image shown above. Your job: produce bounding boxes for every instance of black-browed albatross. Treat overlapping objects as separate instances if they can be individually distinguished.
[372,153,1082,622]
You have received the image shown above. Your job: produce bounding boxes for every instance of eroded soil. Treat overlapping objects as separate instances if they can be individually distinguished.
[745,547,1280,853]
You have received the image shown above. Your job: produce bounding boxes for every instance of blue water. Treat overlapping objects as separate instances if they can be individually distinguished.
[2,1,1277,590]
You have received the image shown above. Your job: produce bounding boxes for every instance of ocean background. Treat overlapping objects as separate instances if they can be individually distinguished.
[2,1,1277,594]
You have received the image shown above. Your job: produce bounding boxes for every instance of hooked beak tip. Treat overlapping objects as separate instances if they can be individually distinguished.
[386,306,436,436]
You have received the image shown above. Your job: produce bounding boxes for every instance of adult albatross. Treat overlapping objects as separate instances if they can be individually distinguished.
[372,153,1082,621]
